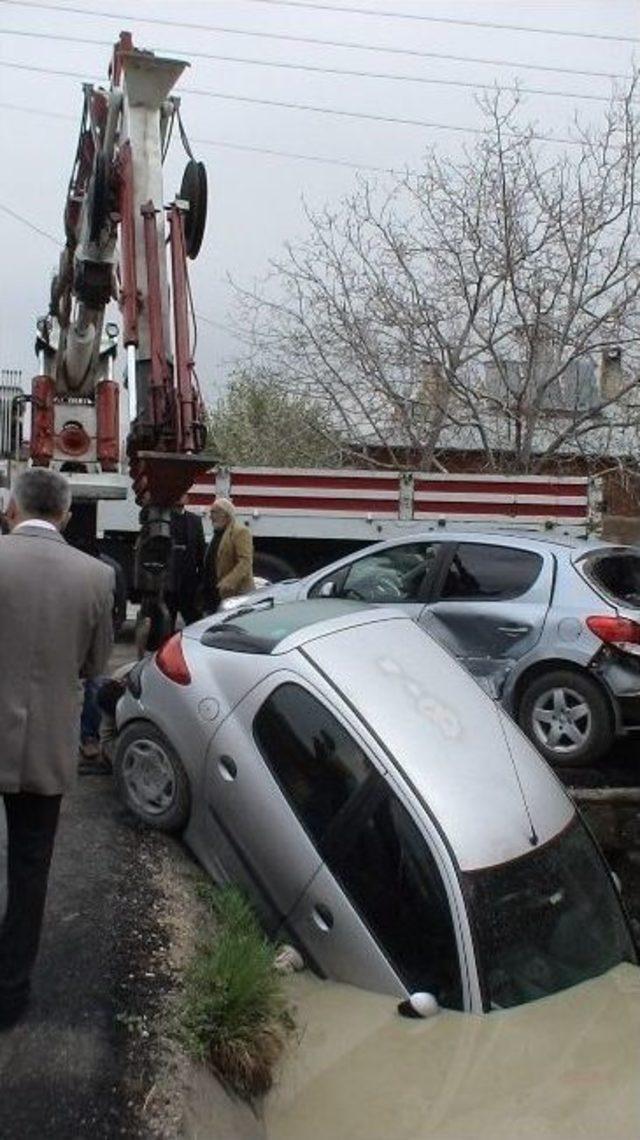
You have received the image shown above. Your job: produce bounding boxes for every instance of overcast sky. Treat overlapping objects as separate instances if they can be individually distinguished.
[0,0,637,403]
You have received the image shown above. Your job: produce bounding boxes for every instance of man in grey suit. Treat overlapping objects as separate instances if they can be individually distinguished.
[0,468,114,1030]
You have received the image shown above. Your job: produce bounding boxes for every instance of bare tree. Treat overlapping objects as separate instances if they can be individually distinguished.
[235,83,640,473]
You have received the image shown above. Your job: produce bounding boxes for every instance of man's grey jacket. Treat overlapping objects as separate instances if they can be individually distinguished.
[0,525,114,795]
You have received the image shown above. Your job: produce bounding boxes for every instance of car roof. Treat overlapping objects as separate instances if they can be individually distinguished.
[341,529,616,555]
[198,601,574,870]
[296,612,573,871]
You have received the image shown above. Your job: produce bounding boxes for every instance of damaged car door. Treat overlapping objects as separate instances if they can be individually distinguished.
[422,541,554,684]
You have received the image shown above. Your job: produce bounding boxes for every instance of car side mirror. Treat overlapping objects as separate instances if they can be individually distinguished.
[397,992,440,1019]
[318,580,336,598]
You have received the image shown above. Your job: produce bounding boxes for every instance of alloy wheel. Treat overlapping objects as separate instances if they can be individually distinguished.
[530,685,592,755]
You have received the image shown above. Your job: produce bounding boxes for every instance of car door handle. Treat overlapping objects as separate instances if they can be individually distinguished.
[311,904,334,933]
[498,625,530,636]
[218,754,238,781]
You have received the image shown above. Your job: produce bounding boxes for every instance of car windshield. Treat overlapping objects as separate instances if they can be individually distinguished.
[579,550,640,609]
[464,818,636,1010]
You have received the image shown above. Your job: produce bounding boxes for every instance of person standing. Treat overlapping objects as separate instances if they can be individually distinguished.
[166,495,206,628]
[0,468,114,1030]
[202,497,254,613]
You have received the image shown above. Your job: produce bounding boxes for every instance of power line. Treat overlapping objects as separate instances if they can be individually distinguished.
[0,198,244,344]
[0,100,75,121]
[0,0,631,81]
[195,312,249,340]
[0,101,406,172]
[187,86,578,144]
[0,201,60,245]
[241,0,640,45]
[0,26,620,104]
[0,62,584,146]
[1,60,100,82]
[193,135,394,172]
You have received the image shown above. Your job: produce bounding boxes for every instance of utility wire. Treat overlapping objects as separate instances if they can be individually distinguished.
[0,0,631,81]
[0,26,622,104]
[0,100,75,121]
[1,60,101,82]
[0,196,250,344]
[0,62,585,145]
[195,312,250,339]
[241,0,640,45]
[0,201,60,245]
[186,86,578,144]
[0,101,407,172]
[192,135,393,172]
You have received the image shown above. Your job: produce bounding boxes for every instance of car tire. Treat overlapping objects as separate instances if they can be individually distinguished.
[253,552,296,582]
[518,669,613,767]
[114,721,191,832]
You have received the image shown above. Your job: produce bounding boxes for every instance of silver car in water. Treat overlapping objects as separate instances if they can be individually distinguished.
[114,601,636,1011]
[226,533,640,766]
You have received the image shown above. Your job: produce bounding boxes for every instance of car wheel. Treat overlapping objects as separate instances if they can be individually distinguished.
[114,722,191,831]
[253,552,296,582]
[518,669,613,767]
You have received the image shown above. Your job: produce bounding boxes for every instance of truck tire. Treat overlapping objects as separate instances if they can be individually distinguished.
[253,552,296,583]
[518,668,613,768]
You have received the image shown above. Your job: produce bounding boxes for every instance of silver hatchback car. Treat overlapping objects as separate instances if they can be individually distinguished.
[228,533,640,766]
[114,601,636,1012]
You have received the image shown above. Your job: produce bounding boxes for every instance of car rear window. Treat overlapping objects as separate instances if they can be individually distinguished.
[200,599,366,653]
[580,551,640,609]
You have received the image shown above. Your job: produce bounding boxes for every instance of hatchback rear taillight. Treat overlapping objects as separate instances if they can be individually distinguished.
[586,615,640,656]
[155,633,191,685]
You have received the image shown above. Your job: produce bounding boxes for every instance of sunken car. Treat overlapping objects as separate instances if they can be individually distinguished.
[114,601,636,1013]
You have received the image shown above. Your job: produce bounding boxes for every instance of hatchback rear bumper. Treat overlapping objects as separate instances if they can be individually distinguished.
[595,652,640,732]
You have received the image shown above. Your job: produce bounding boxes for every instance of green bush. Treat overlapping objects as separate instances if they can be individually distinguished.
[178,884,294,1098]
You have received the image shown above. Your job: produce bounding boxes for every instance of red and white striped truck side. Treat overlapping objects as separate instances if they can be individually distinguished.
[97,465,598,586]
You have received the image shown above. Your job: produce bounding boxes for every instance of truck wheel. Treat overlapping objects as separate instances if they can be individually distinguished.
[115,722,191,832]
[253,553,296,583]
[518,669,613,767]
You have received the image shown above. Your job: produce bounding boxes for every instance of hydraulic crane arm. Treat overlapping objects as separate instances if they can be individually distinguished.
[31,32,213,639]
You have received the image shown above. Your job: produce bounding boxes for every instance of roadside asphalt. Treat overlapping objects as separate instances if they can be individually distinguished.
[0,637,141,1139]
[0,777,136,1138]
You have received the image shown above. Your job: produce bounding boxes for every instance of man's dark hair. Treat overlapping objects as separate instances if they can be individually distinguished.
[12,468,72,520]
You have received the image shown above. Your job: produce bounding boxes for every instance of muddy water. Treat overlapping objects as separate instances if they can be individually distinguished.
[262,965,640,1140]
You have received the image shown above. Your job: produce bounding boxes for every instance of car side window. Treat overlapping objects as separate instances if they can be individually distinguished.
[440,543,543,602]
[325,786,463,1009]
[253,683,373,846]
[310,543,440,604]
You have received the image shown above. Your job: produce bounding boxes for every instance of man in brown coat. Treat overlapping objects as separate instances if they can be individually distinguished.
[202,496,254,613]
[0,468,114,1030]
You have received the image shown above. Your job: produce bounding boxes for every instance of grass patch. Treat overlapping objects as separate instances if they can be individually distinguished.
[177,883,294,1099]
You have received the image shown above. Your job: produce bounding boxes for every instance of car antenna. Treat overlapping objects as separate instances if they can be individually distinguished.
[499,718,539,847]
